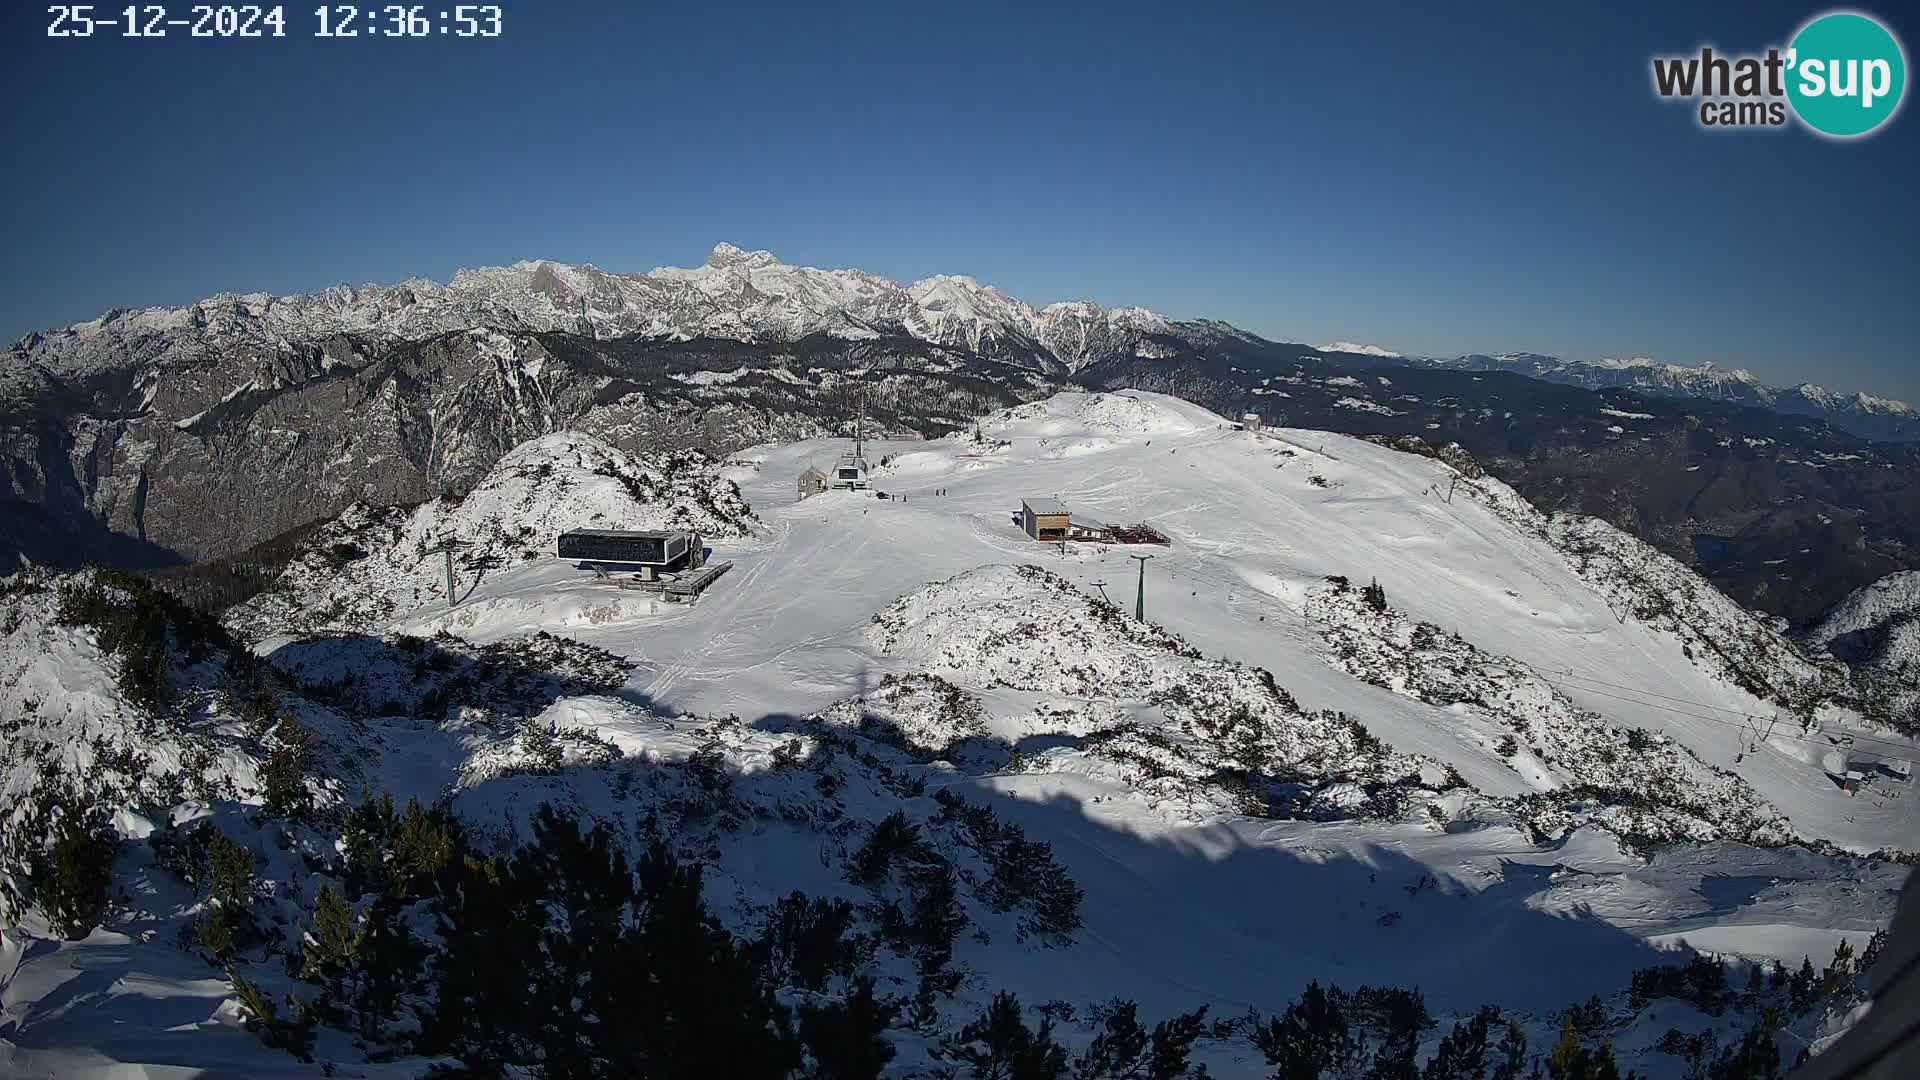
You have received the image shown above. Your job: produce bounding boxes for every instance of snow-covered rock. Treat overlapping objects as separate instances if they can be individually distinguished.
[1809,572,1920,732]
[1305,575,1793,848]
[867,563,1428,793]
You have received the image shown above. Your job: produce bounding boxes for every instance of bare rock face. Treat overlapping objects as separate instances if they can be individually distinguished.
[4,330,600,562]
[1,323,1041,565]
[5,245,1214,565]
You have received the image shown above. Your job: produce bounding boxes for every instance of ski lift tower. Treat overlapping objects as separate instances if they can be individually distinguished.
[425,539,471,609]
[832,389,872,490]
[1129,553,1154,622]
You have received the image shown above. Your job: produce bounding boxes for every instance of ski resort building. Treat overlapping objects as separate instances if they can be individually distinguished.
[1022,498,1072,541]
[1242,412,1263,431]
[1847,753,1913,784]
[797,467,829,500]
[832,452,871,491]
[557,529,706,579]
[832,391,873,490]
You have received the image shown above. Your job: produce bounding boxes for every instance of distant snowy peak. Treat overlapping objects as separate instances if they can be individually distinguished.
[1792,384,1917,417]
[1593,356,1762,388]
[1317,341,1402,358]
[1419,352,1919,442]
[13,242,1204,379]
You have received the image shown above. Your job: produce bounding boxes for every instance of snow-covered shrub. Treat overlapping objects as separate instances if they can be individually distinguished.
[1307,575,1793,847]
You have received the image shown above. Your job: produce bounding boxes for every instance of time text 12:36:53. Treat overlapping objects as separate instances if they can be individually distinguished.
[46,5,504,38]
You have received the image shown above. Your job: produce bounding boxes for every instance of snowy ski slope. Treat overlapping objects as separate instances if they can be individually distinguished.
[389,391,1916,855]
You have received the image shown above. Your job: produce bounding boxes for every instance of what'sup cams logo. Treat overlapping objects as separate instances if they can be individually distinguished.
[1652,9,1907,137]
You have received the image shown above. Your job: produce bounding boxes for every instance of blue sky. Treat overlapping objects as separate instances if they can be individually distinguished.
[4,1,1916,400]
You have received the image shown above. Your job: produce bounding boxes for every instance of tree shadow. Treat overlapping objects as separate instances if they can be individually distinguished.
[922,783,1685,1017]
[262,629,664,720]
[749,711,1692,1016]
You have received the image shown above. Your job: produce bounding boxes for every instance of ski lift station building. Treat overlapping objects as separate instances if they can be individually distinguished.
[1021,497,1122,542]
[832,452,871,490]
[557,529,706,578]
[1022,498,1072,541]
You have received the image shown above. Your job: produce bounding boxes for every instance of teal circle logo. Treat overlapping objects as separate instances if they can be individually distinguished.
[1786,11,1907,137]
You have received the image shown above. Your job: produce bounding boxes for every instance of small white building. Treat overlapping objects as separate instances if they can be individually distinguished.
[797,466,829,500]
[1241,412,1264,432]
[1068,516,1113,541]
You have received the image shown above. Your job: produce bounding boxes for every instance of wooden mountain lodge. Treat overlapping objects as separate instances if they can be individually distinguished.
[1020,497,1168,546]
[1021,498,1072,541]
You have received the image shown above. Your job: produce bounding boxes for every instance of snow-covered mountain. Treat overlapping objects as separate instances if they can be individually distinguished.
[2,390,1914,1077]
[8,243,1195,386]
[1416,353,1920,442]
[1808,572,1920,732]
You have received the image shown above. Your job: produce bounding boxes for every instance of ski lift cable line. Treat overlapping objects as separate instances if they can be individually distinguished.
[1531,676,1920,760]
[1531,677,1751,726]
[1535,663,1920,757]
[1541,666,1792,719]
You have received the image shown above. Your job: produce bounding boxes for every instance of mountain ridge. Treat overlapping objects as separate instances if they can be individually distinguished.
[12,245,1915,441]
[8,243,1198,382]
[1415,352,1920,441]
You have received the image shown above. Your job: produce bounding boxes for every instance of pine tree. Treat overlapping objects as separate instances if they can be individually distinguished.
[339,792,398,897]
[390,797,462,900]
[945,992,1069,1080]
[1359,986,1431,1080]
[352,896,421,1041]
[300,883,357,991]
[1072,999,1208,1080]
[909,865,969,976]
[1144,1007,1209,1080]
[26,791,118,941]
[1490,1020,1529,1080]
[1425,1006,1498,1080]
[1819,939,1856,1000]
[1254,982,1357,1080]
[422,808,802,1078]
[228,965,318,1062]
[259,713,314,820]
[1542,1018,1632,1080]
[1546,1017,1584,1080]
[1074,1001,1148,1079]
[1707,1016,1782,1080]
[1363,578,1389,613]
[798,975,900,1080]
[194,830,261,959]
[1788,956,1817,1014]
[762,891,859,992]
